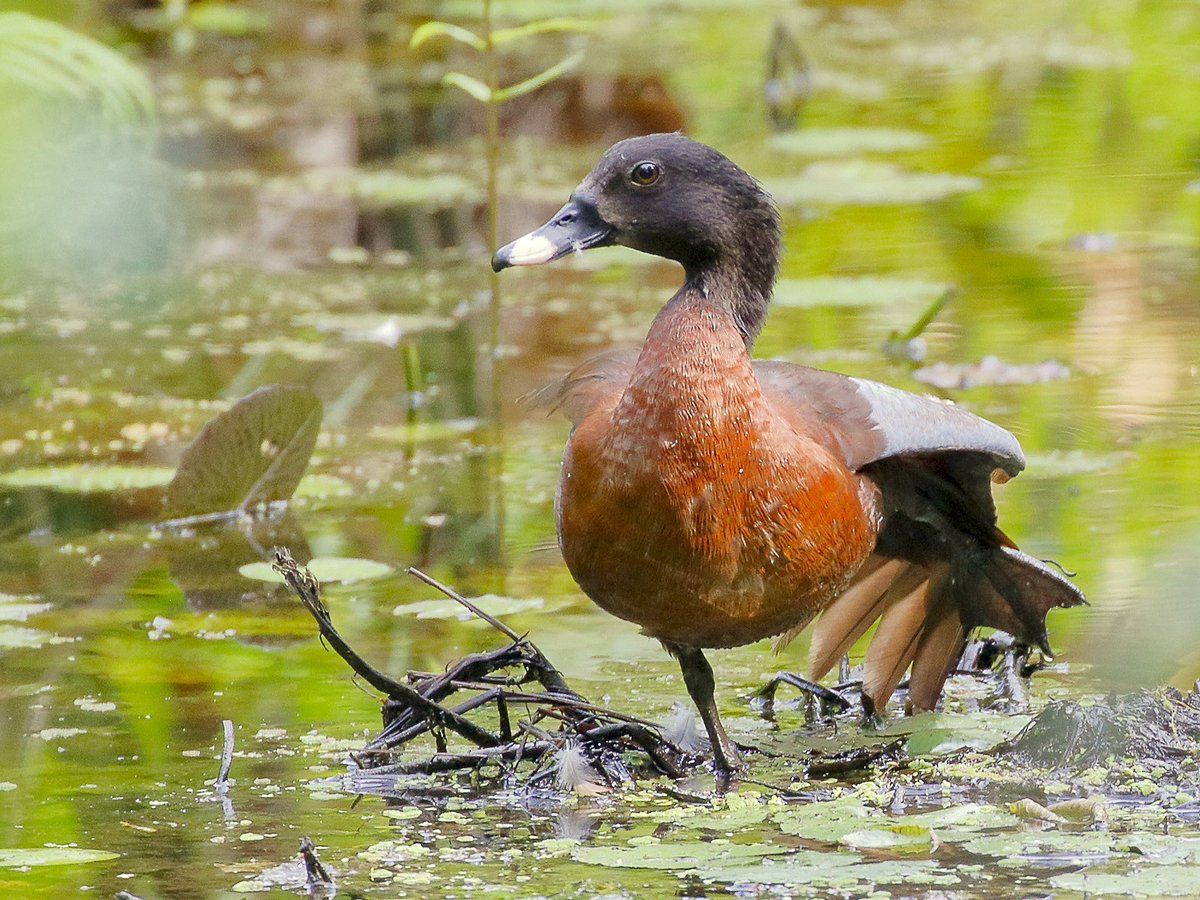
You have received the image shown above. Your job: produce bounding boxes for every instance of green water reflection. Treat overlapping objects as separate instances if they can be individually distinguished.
[2,0,1200,897]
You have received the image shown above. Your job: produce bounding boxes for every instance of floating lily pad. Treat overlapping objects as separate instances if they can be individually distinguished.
[914,356,1070,389]
[294,474,354,499]
[369,419,480,443]
[775,796,882,843]
[1024,449,1131,478]
[1052,865,1200,898]
[0,596,50,621]
[694,850,859,885]
[842,825,934,852]
[0,847,120,867]
[767,161,981,205]
[240,338,345,361]
[889,710,1031,755]
[769,127,931,157]
[393,594,545,621]
[240,557,392,584]
[963,828,1116,862]
[773,276,949,308]
[0,625,55,649]
[572,839,788,870]
[293,311,457,342]
[282,170,481,209]
[186,1,270,34]
[698,854,958,888]
[0,465,174,492]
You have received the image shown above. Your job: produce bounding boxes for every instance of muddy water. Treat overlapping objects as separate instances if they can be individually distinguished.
[2,1,1200,897]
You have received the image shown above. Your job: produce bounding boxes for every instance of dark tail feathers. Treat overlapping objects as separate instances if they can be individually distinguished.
[810,543,1086,715]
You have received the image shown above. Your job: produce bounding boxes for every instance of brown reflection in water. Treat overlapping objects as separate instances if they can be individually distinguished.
[1066,249,1200,688]
[1071,251,1194,434]
[502,74,686,145]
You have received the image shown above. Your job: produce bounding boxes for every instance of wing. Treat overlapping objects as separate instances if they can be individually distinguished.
[754,360,1024,475]
[521,349,638,427]
[755,360,1024,529]
[756,360,1082,713]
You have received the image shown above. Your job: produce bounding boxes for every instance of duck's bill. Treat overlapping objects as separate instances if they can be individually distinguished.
[492,195,614,271]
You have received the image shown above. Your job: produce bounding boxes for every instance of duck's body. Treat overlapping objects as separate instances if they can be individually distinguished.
[494,133,1084,772]
[558,295,880,649]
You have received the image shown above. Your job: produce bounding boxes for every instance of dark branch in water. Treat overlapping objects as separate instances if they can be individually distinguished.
[299,836,334,888]
[273,547,692,784]
[216,719,234,787]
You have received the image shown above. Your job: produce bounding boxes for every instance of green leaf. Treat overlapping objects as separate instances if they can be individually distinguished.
[163,385,322,519]
[494,51,583,101]
[768,127,931,157]
[410,21,485,51]
[0,625,56,649]
[772,276,950,309]
[572,839,788,870]
[185,2,271,36]
[0,12,156,131]
[240,557,393,584]
[766,161,982,206]
[0,847,120,867]
[442,71,492,102]
[491,17,596,45]
[0,465,174,492]
[393,594,545,621]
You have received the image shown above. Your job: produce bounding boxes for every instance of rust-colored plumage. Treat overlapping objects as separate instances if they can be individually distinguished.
[494,134,1085,773]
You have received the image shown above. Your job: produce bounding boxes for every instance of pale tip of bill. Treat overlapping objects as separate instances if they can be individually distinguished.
[492,232,557,271]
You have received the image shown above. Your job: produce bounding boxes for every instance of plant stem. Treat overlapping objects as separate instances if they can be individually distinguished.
[482,0,506,575]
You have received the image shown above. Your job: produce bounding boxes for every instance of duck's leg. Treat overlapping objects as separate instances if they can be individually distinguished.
[666,643,742,774]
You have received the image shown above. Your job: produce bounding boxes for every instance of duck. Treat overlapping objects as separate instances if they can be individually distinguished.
[492,133,1085,773]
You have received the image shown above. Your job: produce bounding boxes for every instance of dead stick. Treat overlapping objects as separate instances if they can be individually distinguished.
[405,566,523,642]
[367,740,556,775]
[274,548,501,748]
[216,719,234,787]
[299,837,333,886]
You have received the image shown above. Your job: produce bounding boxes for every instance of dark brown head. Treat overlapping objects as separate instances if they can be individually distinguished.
[493,133,782,344]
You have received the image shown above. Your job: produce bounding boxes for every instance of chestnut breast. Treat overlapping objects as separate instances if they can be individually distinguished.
[556,304,882,648]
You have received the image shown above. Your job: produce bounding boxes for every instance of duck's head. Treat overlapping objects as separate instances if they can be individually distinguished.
[493,134,782,308]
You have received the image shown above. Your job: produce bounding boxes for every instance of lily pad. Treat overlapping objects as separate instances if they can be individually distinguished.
[1024,449,1131,478]
[239,557,393,584]
[293,474,354,499]
[369,419,480,443]
[913,356,1070,389]
[888,710,1031,755]
[164,385,321,519]
[282,170,481,209]
[842,825,935,852]
[0,625,55,649]
[0,465,174,492]
[767,160,981,205]
[1052,865,1200,898]
[698,854,959,888]
[572,839,788,870]
[186,1,270,34]
[769,127,931,157]
[772,276,949,308]
[393,594,545,621]
[694,850,859,885]
[0,847,119,867]
[292,312,457,343]
[0,596,50,621]
[963,828,1116,862]
[775,796,881,843]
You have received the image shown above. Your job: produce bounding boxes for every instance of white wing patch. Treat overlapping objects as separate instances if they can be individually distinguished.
[848,377,1025,473]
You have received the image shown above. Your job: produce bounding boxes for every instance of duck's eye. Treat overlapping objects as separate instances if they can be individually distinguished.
[630,161,661,186]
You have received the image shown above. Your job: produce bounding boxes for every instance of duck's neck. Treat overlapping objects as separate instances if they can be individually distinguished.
[676,250,776,351]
